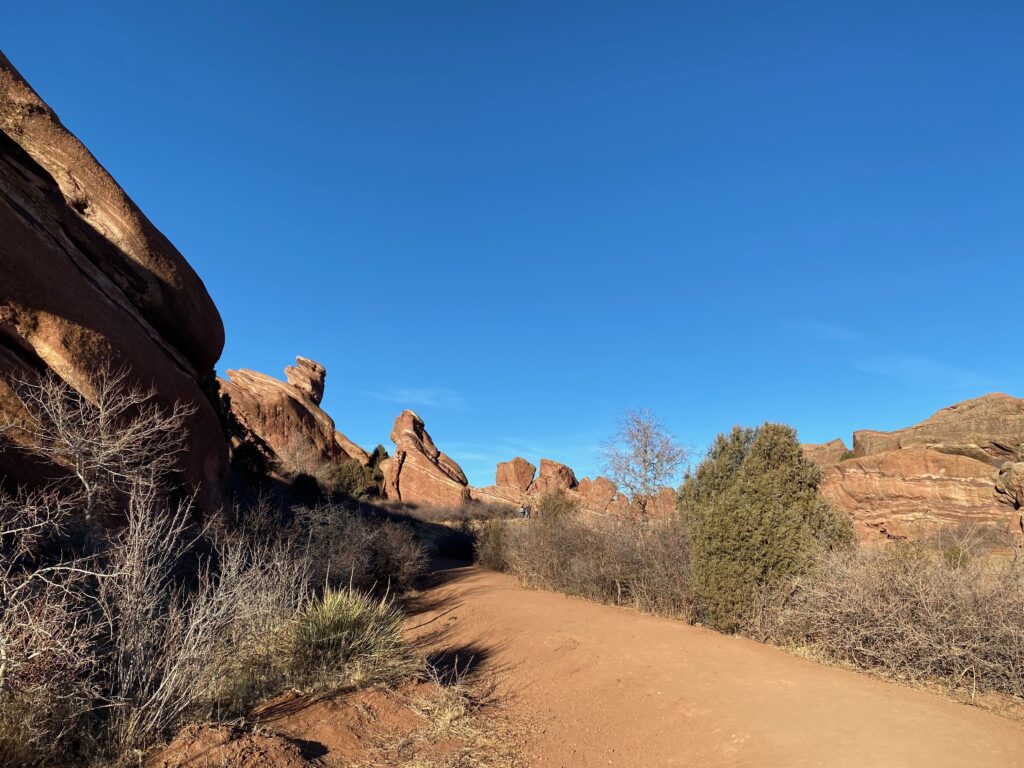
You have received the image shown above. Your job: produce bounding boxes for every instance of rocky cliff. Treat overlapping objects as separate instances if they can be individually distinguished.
[220,356,368,479]
[816,394,1024,544]
[0,52,227,511]
[380,410,470,507]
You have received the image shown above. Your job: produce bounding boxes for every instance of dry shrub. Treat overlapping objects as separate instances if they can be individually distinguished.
[477,511,692,620]
[0,367,427,766]
[293,504,427,593]
[762,540,1024,697]
[403,500,519,525]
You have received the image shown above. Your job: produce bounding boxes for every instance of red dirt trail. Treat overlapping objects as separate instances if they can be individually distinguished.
[409,563,1024,768]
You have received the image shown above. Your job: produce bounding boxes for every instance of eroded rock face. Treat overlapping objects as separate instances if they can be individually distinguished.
[530,458,578,495]
[380,410,470,507]
[853,394,1024,465]
[821,448,1021,543]
[995,462,1024,511]
[802,438,850,466]
[285,357,326,404]
[0,52,227,511]
[220,357,367,476]
[496,457,536,492]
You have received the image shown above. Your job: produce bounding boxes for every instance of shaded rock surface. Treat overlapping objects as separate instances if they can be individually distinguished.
[0,52,227,510]
[802,438,850,466]
[380,410,470,507]
[220,357,367,477]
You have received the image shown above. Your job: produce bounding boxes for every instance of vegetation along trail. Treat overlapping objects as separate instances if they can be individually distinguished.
[409,563,1024,768]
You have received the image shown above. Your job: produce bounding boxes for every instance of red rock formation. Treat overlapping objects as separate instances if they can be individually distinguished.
[496,457,536,492]
[478,457,672,519]
[530,459,578,495]
[995,462,1024,512]
[817,395,1024,545]
[220,357,367,476]
[380,410,470,507]
[0,52,227,510]
[853,393,1024,464]
[801,438,850,466]
[819,449,1015,541]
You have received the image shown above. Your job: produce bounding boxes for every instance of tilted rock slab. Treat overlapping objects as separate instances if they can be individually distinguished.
[380,410,470,507]
[801,438,850,466]
[0,52,227,510]
[853,393,1024,464]
[220,357,367,475]
[496,456,536,492]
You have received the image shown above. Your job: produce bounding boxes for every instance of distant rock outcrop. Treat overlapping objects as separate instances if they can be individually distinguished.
[380,410,470,507]
[801,438,850,466]
[0,51,227,511]
[820,449,1011,540]
[853,394,1024,464]
[496,457,536,492]
[818,394,1024,545]
[220,357,367,476]
[530,459,578,495]
[473,456,676,518]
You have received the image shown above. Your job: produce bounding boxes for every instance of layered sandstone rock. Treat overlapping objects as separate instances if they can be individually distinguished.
[817,394,1024,545]
[496,457,536,492]
[802,438,850,466]
[220,357,367,476]
[853,394,1024,464]
[380,410,470,507]
[820,448,1016,541]
[0,52,227,510]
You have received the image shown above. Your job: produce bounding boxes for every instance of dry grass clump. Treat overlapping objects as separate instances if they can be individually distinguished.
[403,500,520,525]
[280,587,416,690]
[757,537,1024,698]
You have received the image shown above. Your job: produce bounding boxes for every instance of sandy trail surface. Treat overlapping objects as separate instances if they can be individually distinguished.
[408,563,1024,768]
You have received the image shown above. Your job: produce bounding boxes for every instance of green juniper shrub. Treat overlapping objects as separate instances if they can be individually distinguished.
[680,423,854,632]
[330,458,376,501]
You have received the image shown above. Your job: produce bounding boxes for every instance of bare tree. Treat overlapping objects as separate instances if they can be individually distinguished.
[600,408,687,515]
[0,367,195,545]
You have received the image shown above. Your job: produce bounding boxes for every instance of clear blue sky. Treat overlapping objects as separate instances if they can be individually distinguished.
[6,2,1023,486]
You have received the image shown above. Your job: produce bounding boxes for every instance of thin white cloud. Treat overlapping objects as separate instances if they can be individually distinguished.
[856,355,999,390]
[793,319,865,343]
[360,387,466,410]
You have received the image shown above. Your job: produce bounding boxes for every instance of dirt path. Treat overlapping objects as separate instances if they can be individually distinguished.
[408,563,1024,768]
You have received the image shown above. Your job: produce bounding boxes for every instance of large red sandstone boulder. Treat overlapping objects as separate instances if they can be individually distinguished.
[220,357,367,476]
[529,458,578,495]
[496,457,536,491]
[853,394,1024,464]
[820,448,1021,543]
[995,462,1024,512]
[0,52,227,511]
[380,410,469,507]
[801,438,850,466]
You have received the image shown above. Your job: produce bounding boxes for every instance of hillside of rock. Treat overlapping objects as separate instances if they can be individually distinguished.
[0,52,227,510]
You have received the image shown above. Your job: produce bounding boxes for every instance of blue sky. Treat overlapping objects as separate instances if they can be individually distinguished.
[6,2,1023,486]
